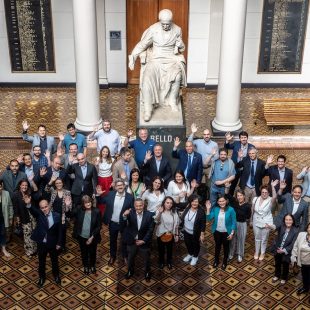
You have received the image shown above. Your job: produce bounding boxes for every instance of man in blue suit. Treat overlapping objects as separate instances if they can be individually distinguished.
[224,131,255,195]
[172,137,203,186]
[26,198,62,287]
[96,179,134,266]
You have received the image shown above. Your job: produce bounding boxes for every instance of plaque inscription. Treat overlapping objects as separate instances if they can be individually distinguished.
[258,0,309,73]
[4,0,55,72]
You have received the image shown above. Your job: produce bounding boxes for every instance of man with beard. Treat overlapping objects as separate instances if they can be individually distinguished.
[88,119,122,157]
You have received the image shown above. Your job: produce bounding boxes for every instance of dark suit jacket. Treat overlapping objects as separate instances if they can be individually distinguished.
[97,191,134,225]
[29,205,62,247]
[34,167,68,193]
[66,162,98,196]
[172,149,203,183]
[141,156,172,187]
[72,207,102,243]
[267,165,293,194]
[121,209,154,247]
[271,224,299,263]
[224,141,255,164]
[275,193,309,231]
[236,157,267,196]
[179,206,206,239]
[0,170,27,197]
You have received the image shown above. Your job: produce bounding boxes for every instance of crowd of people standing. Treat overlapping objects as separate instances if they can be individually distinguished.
[0,119,309,299]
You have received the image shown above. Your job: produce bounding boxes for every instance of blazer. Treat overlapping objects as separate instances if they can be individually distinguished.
[271,224,298,263]
[29,205,62,247]
[224,141,255,164]
[275,193,308,231]
[112,158,138,184]
[121,209,154,247]
[97,191,134,225]
[291,232,310,266]
[236,157,267,196]
[179,206,206,239]
[172,149,203,183]
[207,206,237,235]
[0,190,13,228]
[72,207,102,243]
[34,167,68,193]
[66,162,98,196]
[141,156,172,187]
[296,170,310,197]
[22,133,56,154]
[0,170,27,197]
[267,165,293,194]
[252,196,273,228]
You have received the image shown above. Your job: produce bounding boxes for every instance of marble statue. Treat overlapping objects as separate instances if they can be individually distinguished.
[128,9,187,122]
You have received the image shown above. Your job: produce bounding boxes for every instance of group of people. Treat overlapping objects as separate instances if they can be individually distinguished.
[0,119,309,298]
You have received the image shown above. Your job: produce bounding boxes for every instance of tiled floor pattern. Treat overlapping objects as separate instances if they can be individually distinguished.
[0,86,310,309]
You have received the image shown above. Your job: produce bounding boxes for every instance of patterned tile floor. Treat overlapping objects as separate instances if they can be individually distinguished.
[0,86,310,309]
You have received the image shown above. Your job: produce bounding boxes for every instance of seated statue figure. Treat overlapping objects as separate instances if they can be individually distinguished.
[128,9,187,122]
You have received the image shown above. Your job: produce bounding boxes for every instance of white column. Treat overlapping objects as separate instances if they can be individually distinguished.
[73,0,102,131]
[212,0,247,132]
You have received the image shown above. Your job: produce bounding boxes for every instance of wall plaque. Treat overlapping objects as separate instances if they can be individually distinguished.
[4,0,55,72]
[258,0,309,73]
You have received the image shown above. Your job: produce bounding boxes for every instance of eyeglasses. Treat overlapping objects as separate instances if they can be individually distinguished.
[220,163,224,171]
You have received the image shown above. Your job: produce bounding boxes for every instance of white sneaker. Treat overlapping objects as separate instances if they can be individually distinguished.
[190,257,198,266]
[183,254,193,262]
[228,255,234,261]
[237,255,243,263]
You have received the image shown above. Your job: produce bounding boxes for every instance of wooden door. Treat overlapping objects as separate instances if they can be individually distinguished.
[127,0,189,84]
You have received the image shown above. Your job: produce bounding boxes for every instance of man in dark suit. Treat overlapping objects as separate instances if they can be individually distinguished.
[236,147,267,203]
[26,198,62,287]
[121,198,154,281]
[275,184,308,231]
[224,131,255,195]
[172,138,203,185]
[66,153,98,208]
[141,144,172,188]
[265,154,293,195]
[0,159,27,198]
[34,156,68,197]
[96,179,134,266]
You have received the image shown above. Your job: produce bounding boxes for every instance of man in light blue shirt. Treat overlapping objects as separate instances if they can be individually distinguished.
[188,123,219,187]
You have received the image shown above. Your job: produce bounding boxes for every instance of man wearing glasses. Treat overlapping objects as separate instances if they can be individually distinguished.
[209,148,236,207]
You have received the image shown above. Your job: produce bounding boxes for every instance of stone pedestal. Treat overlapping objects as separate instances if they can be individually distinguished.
[137,97,186,172]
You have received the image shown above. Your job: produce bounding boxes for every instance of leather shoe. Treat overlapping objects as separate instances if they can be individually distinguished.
[297,287,309,295]
[37,278,45,287]
[158,263,164,269]
[221,263,227,270]
[145,272,151,281]
[54,275,61,285]
[167,263,172,270]
[84,267,90,275]
[108,257,115,266]
[212,262,218,268]
[125,270,134,279]
[90,267,96,274]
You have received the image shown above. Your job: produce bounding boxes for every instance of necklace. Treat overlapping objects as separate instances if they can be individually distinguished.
[187,209,197,221]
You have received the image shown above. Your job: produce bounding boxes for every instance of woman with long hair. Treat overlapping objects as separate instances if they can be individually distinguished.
[142,176,166,214]
[72,195,102,275]
[269,213,298,284]
[227,189,251,263]
[180,194,206,266]
[167,170,195,209]
[127,168,146,199]
[251,181,277,261]
[155,196,179,269]
[206,194,237,270]
[45,176,72,250]
[12,179,38,256]
[291,222,310,295]
[96,146,114,215]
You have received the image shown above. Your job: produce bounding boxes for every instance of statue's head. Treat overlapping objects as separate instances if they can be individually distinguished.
[159,9,173,31]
